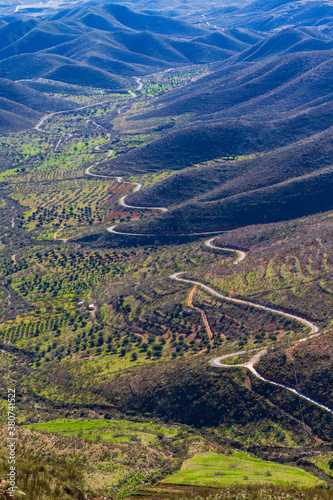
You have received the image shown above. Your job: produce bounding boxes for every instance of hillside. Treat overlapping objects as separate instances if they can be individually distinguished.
[0,77,75,112]
[102,120,279,174]
[133,49,333,119]
[198,0,333,32]
[206,212,333,430]
[0,4,261,93]
[90,20,333,235]
[102,98,333,175]
[0,0,333,498]
[110,126,333,233]
[257,333,333,410]
[0,77,75,132]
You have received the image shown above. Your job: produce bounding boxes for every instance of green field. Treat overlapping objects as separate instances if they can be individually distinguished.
[27,418,179,444]
[162,451,321,488]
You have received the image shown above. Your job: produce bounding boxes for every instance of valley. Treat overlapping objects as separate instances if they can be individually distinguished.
[0,0,333,499]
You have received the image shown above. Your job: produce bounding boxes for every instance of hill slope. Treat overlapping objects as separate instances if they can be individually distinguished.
[117,128,333,233]
[135,49,333,119]
[0,77,75,132]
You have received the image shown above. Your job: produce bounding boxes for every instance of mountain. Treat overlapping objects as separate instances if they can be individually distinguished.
[1,1,333,497]
[101,4,205,35]
[0,4,260,91]
[115,127,333,233]
[237,27,333,62]
[200,0,333,32]
[132,47,333,119]
[102,96,333,176]
[82,16,333,235]
[0,2,273,130]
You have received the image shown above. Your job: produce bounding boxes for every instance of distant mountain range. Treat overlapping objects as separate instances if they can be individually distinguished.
[0,4,252,87]
[0,2,266,131]
[2,0,333,229]
[195,0,333,34]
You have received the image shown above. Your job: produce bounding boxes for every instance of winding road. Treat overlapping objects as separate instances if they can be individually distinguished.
[210,348,333,415]
[205,237,246,264]
[118,183,168,212]
[98,171,332,415]
[35,80,333,418]
[35,99,117,132]
[171,272,318,334]
[35,77,143,132]
[85,165,168,216]
[204,249,332,414]
[128,77,143,97]
[117,179,168,212]
[172,244,331,414]
[134,77,143,92]
[87,160,332,416]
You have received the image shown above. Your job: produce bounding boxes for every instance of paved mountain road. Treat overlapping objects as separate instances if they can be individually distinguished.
[211,348,333,415]
[170,271,318,334]
[35,99,118,132]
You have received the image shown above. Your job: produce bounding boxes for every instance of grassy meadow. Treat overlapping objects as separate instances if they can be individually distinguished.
[163,451,321,488]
